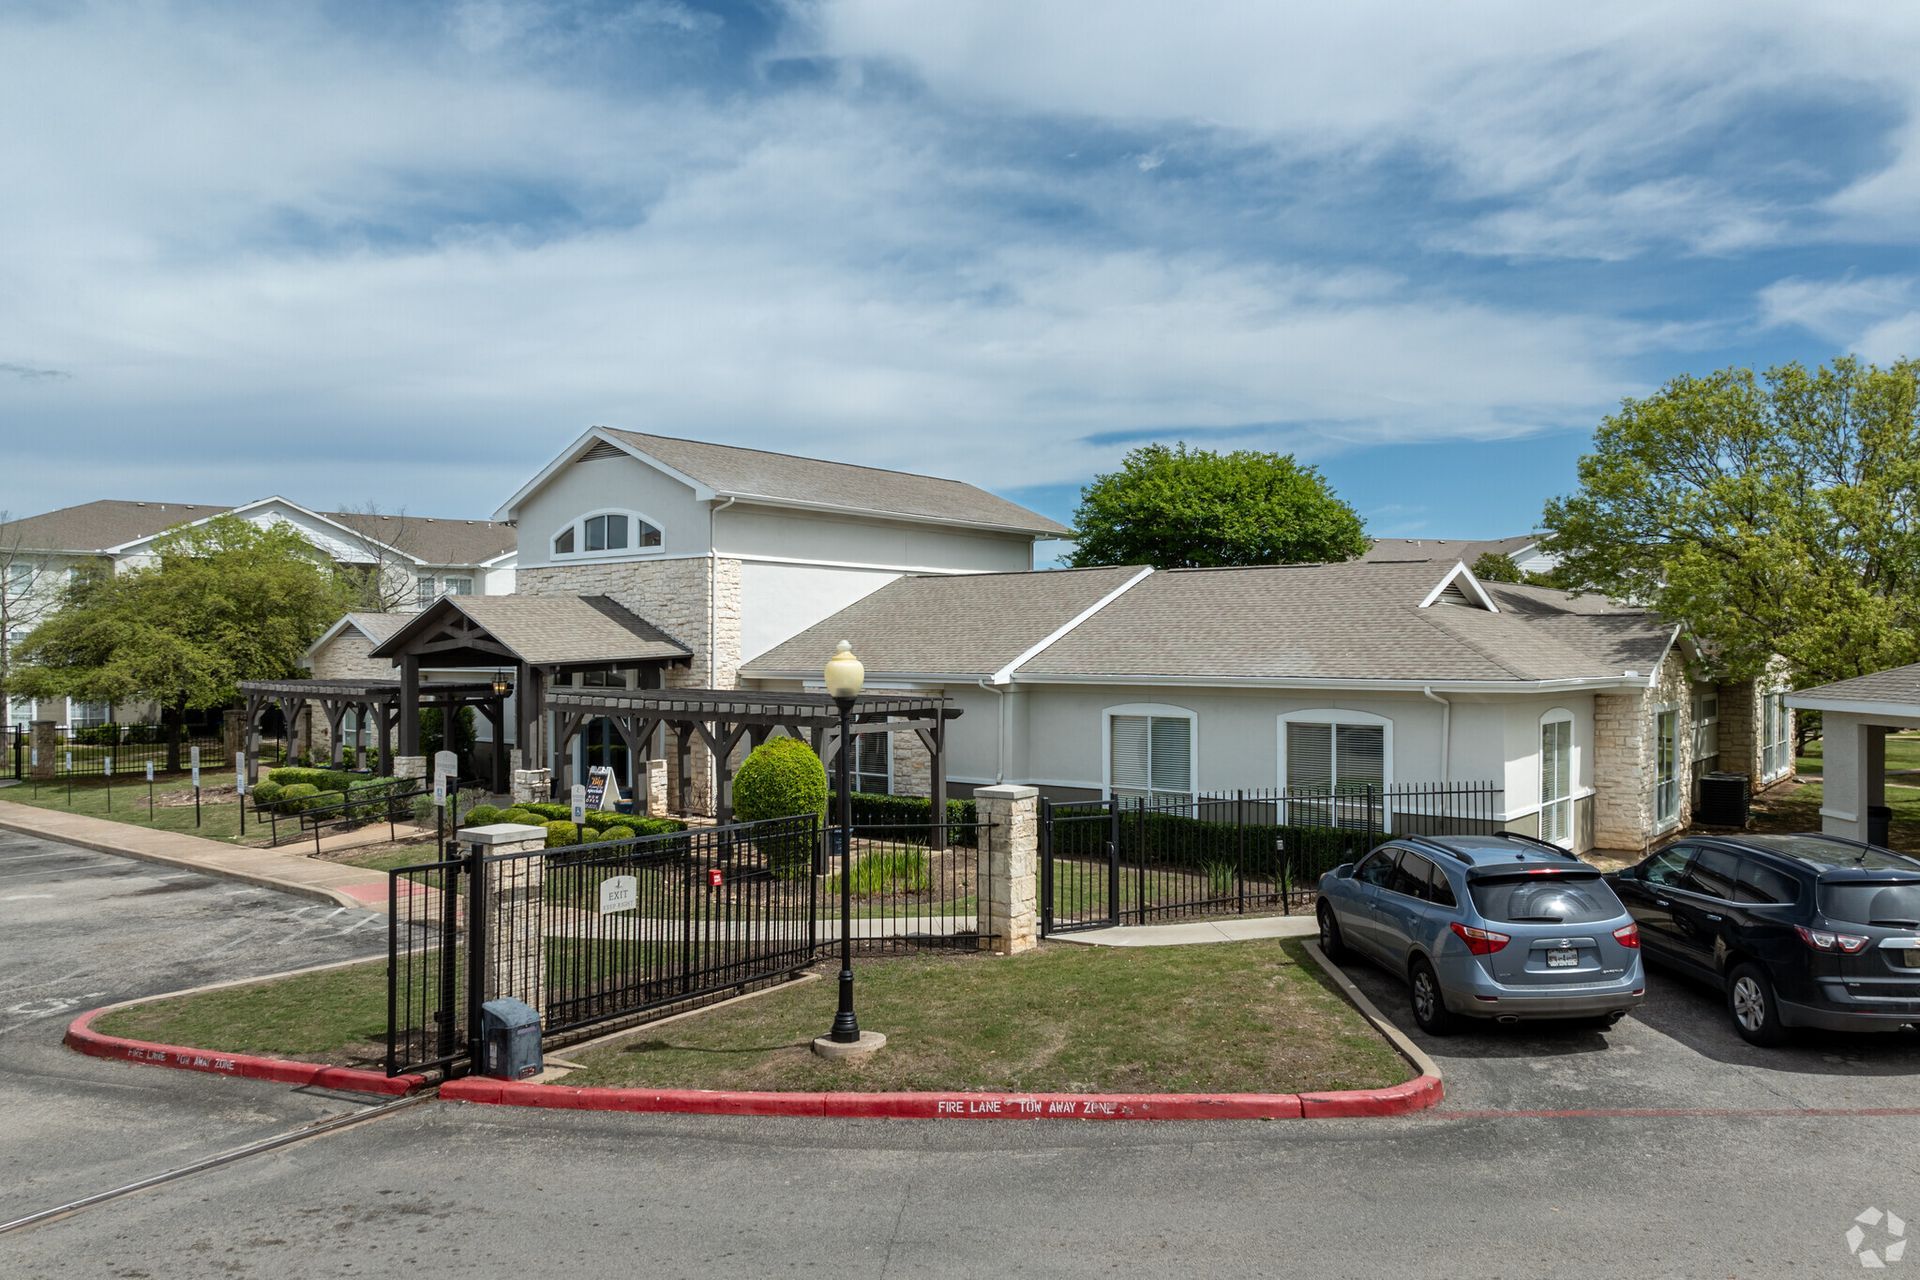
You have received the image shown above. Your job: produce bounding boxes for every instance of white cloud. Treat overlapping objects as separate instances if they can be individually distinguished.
[1759,275,1920,361]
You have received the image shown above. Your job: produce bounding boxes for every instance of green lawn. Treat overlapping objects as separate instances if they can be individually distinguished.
[89,939,1409,1095]
[1798,730,1920,778]
[333,840,447,875]
[1750,776,1920,852]
[563,939,1408,1095]
[0,770,265,844]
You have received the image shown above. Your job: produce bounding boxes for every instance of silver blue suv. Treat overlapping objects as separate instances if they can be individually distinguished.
[1317,833,1646,1034]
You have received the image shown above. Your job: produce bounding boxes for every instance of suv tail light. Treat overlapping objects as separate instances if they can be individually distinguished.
[1450,922,1510,955]
[1612,923,1641,949]
[1795,925,1870,954]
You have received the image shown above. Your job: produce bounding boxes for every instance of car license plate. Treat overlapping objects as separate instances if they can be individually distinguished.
[1547,949,1579,968]
[1904,949,1920,969]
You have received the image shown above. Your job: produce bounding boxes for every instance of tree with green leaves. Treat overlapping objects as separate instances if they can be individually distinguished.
[1068,443,1368,569]
[1542,356,1920,685]
[1469,552,1525,584]
[10,515,355,769]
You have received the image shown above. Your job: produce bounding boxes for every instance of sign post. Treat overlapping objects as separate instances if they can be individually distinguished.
[146,760,155,821]
[570,784,586,826]
[235,750,248,836]
[190,746,202,828]
[433,749,459,843]
[65,751,72,805]
[104,755,112,812]
[29,743,37,798]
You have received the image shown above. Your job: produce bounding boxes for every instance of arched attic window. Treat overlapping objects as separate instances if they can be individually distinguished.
[551,510,664,559]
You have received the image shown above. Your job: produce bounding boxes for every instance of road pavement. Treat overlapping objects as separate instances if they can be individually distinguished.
[5,838,1919,1278]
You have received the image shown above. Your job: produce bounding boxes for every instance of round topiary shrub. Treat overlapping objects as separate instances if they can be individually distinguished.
[732,737,828,878]
[304,789,346,813]
[277,782,319,813]
[462,804,503,827]
[543,820,579,848]
[249,781,284,809]
[496,808,537,826]
[598,825,635,842]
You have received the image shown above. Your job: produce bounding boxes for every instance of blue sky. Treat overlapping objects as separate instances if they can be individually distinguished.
[4,1,1920,548]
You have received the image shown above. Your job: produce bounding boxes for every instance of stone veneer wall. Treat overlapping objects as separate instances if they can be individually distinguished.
[302,630,394,761]
[519,557,742,816]
[1592,653,1700,853]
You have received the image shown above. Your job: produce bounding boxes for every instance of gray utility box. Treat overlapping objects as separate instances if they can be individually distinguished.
[480,998,544,1080]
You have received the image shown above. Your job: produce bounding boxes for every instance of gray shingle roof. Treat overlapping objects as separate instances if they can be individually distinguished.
[0,500,229,552]
[1790,663,1920,708]
[600,429,1070,537]
[744,561,1675,686]
[0,499,513,565]
[1360,534,1542,564]
[739,566,1146,678]
[371,595,692,667]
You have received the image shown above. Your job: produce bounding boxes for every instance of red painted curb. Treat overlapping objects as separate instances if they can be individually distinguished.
[1299,1073,1443,1118]
[439,1074,1443,1121]
[64,1008,427,1098]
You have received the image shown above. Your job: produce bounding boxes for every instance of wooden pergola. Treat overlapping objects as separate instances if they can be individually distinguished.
[236,677,511,790]
[543,687,961,846]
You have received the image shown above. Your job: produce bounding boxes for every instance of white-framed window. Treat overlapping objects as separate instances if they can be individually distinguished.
[850,732,891,795]
[6,561,34,590]
[1691,689,1719,778]
[70,700,109,729]
[1761,690,1792,779]
[550,510,664,560]
[1540,708,1575,847]
[1106,704,1196,808]
[415,574,435,606]
[1654,707,1680,828]
[8,697,32,728]
[442,575,473,596]
[1278,709,1390,830]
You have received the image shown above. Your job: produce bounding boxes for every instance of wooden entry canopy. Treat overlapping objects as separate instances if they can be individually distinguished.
[367,593,695,785]
[235,677,507,787]
[543,686,961,846]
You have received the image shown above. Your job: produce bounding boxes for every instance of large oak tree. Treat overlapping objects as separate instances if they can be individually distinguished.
[1542,357,1920,685]
[1069,443,1368,569]
[11,515,355,768]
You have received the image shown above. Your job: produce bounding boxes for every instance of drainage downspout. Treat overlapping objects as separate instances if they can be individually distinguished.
[976,679,1007,784]
[708,496,737,688]
[1423,686,1451,782]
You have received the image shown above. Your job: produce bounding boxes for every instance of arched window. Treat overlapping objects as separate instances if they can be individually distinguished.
[1540,707,1575,847]
[550,510,664,559]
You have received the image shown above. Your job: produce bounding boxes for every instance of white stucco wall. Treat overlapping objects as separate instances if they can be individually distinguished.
[515,452,710,566]
[737,561,902,662]
[716,504,1035,573]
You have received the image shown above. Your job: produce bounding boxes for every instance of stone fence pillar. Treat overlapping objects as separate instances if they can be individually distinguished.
[30,720,56,781]
[645,758,668,815]
[511,768,552,806]
[458,822,549,1018]
[973,784,1039,955]
[393,755,428,786]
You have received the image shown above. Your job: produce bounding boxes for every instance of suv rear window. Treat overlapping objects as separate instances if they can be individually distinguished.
[1818,880,1920,928]
[1469,871,1623,925]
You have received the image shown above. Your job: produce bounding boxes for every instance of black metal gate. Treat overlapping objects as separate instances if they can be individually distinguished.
[1039,784,1502,935]
[386,814,820,1078]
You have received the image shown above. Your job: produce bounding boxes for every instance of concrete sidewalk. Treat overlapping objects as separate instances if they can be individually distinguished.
[1049,915,1317,947]
[0,801,393,910]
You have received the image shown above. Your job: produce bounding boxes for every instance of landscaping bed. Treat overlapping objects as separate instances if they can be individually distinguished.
[0,769,263,844]
[83,939,1409,1097]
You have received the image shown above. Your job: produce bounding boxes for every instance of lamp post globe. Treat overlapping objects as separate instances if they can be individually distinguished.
[824,641,864,1044]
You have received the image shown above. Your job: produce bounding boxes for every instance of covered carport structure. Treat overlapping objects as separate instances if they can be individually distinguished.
[1787,662,1920,847]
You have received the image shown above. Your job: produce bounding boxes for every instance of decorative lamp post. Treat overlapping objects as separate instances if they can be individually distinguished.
[820,640,870,1051]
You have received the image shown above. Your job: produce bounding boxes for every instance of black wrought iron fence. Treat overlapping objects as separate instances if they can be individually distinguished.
[5,722,287,781]
[385,851,471,1078]
[255,781,428,851]
[1040,783,1504,934]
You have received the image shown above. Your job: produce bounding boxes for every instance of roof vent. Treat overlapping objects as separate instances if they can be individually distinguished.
[580,439,625,463]
[1436,581,1475,607]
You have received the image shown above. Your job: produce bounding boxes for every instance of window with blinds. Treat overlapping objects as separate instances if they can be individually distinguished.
[851,732,890,795]
[1655,709,1680,826]
[1286,722,1384,792]
[1540,718,1573,845]
[1109,714,1193,806]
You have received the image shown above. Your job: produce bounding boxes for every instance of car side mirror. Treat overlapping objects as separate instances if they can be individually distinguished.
[1334,863,1354,879]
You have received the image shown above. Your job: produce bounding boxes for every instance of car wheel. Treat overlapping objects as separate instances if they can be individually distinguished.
[1409,958,1457,1036]
[1727,962,1789,1047]
[1317,903,1350,960]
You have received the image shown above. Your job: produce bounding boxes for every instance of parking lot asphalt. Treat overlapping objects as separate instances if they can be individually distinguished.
[0,828,386,1222]
[5,847,1919,1279]
[1333,941,1920,1115]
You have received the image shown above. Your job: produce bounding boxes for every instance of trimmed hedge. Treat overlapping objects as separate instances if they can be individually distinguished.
[543,820,580,848]
[847,791,979,847]
[734,738,828,879]
[462,804,504,827]
[249,781,285,809]
[278,783,320,811]
[1050,804,1376,881]
[598,825,635,842]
